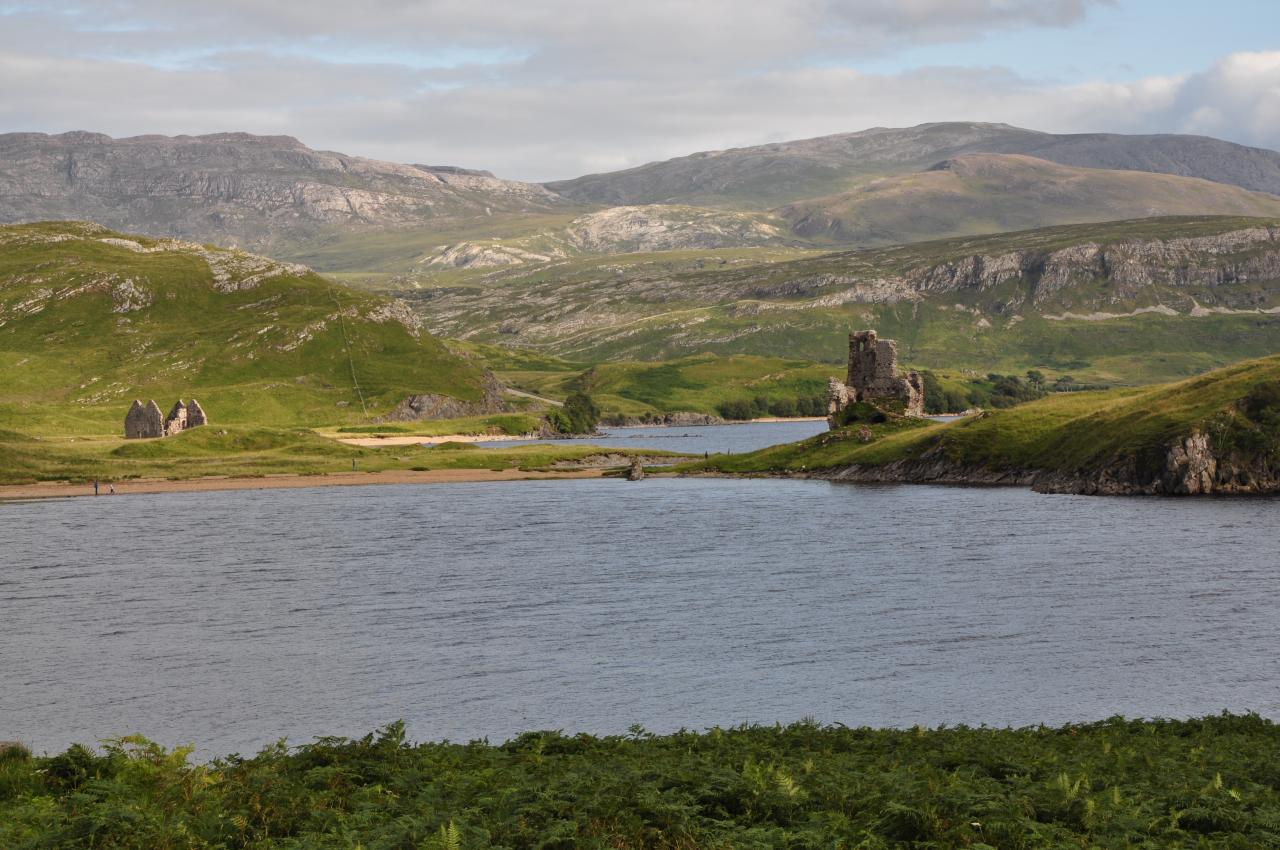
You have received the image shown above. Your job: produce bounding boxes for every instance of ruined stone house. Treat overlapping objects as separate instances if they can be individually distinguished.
[124,398,208,439]
[827,330,924,424]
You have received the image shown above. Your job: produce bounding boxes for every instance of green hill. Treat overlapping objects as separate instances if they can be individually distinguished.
[0,221,490,434]
[695,355,1280,495]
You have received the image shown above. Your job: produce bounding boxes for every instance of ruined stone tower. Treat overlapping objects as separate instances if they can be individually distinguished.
[827,330,924,424]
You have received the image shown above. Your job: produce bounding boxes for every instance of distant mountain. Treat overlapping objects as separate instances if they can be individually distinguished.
[0,132,569,253]
[545,122,1280,209]
[779,153,1280,245]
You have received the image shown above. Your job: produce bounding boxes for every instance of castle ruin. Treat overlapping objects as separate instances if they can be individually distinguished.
[125,398,208,439]
[827,330,924,424]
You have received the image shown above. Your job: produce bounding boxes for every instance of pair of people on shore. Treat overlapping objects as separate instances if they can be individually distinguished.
[92,481,116,496]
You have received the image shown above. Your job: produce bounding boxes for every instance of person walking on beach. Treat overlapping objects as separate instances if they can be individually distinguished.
[108,483,115,495]
[93,480,99,496]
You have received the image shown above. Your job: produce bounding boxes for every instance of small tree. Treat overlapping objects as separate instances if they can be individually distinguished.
[561,392,600,434]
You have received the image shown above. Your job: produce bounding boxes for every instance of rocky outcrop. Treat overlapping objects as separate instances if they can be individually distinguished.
[902,225,1280,308]
[563,205,784,253]
[381,373,508,422]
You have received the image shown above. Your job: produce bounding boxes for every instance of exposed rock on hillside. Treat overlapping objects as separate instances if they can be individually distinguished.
[419,205,787,270]
[0,132,567,252]
[901,224,1280,309]
[381,374,510,421]
[562,206,783,253]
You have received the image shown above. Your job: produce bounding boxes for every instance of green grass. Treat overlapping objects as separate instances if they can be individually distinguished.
[0,424,682,486]
[4,715,1280,848]
[691,355,1280,477]
[501,353,836,418]
[0,222,489,434]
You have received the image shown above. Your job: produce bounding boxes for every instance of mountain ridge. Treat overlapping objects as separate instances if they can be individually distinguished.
[545,122,1280,207]
[0,131,570,254]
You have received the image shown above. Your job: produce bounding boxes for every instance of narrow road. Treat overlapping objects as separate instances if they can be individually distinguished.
[504,387,563,406]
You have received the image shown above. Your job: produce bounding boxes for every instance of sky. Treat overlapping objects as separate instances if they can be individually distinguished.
[1,0,1278,181]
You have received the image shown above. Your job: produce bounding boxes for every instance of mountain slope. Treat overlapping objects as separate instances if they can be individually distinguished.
[0,132,570,254]
[546,122,1280,209]
[419,204,791,270]
[781,154,1280,245]
[410,216,1280,379]
[0,221,493,433]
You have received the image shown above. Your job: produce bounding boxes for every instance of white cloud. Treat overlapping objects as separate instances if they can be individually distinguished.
[1,3,1278,180]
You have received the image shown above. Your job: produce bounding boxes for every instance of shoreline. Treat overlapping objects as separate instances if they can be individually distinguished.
[0,468,607,502]
[335,417,829,446]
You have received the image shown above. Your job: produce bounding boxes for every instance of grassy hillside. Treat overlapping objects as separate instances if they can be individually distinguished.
[415,216,1280,383]
[781,154,1280,245]
[499,354,834,419]
[0,221,489,434]
[5,715,1280,848]
[695,355,1280,482]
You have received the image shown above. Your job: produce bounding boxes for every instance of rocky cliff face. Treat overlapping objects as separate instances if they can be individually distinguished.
[901,225,1280,311]
[0,132,567,251]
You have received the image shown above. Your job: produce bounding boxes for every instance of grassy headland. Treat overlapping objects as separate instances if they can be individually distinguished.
[689,355,1280,494]
[3,715,1279,848]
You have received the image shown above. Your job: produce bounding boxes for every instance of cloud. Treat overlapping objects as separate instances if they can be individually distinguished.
[1,3,1278,180]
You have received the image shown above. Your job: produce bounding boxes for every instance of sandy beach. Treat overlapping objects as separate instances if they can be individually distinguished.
[0,468,607,502]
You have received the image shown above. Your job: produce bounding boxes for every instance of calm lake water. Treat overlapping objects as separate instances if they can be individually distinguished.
[481,419,829,455]
[3,426,1279,757]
